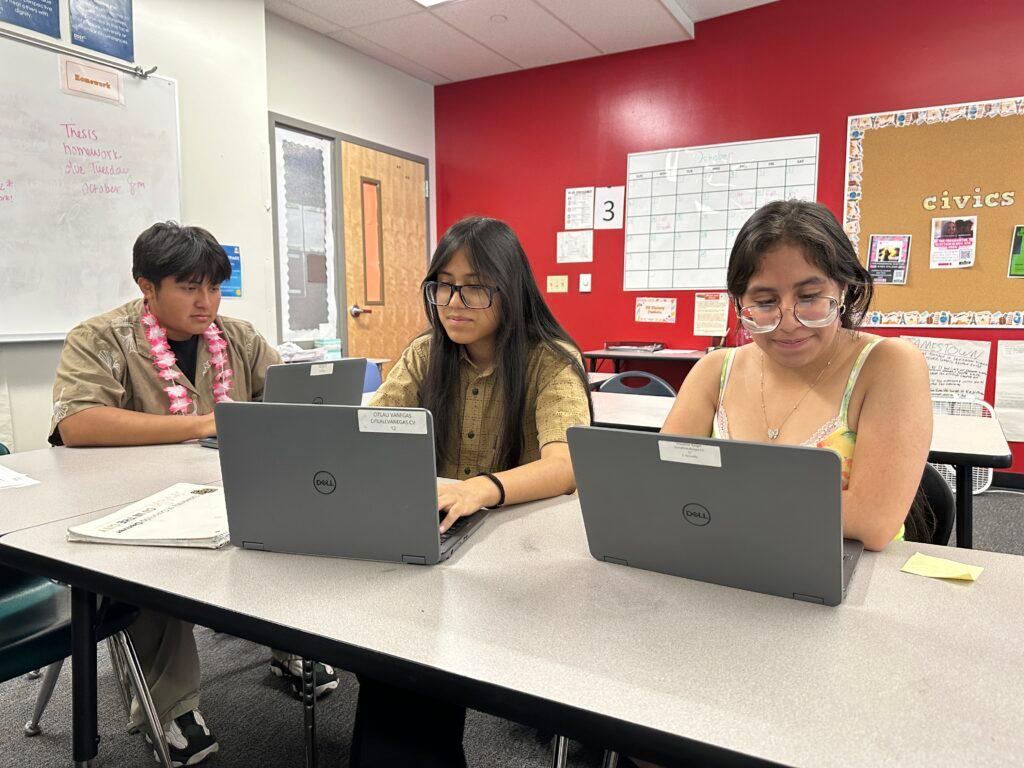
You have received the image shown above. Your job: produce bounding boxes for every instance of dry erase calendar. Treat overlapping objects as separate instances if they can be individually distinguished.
[623,135,819,291]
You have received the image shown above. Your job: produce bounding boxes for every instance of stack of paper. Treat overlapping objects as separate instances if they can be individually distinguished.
[0,464,40,489]
[68,483,229,549]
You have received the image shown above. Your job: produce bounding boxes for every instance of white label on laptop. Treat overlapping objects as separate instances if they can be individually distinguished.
[658,440,721,468]
[358,409,428,435]
[310,363,334,376]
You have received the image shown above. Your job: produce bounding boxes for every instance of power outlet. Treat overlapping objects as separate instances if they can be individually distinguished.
[547,275,569,293]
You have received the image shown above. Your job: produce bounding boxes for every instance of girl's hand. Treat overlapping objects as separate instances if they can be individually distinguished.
[437,476,501,533]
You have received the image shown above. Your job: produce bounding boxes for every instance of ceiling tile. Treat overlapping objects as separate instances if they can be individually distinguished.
[328,29,452,84]
[265,0,339,34]
[535,0,692,53]
[674,0,776,23]
[433,0,599,69]
[288,0,423,28]
[353,12,520,82]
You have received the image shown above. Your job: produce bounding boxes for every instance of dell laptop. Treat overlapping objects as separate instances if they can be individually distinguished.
[200,358,366,449]
[567,426,862,606]
[215,401,486,564]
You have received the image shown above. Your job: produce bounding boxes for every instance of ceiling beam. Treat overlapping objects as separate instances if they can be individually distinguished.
[658,0,696,38]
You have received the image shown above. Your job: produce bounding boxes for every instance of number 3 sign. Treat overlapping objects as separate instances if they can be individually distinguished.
[593,186,624,230]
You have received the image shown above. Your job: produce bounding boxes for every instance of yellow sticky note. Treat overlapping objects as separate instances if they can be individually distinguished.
[901,552,983,581]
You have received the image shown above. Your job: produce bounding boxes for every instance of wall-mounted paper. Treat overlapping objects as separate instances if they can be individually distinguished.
[556,230,593,263]
[635,297,677,323]
[1008,225,1024,278]
[564,187,595,230]
[906,336,990,399]
[593,186,624,229]
[995,340,1024,441]
[867,234,911,285]
[930,216,976,269]
[694,292,730,336]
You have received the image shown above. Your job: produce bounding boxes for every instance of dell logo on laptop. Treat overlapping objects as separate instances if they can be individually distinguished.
[313,471,337,495]
[312,396,324,404]
[682,503,711,526]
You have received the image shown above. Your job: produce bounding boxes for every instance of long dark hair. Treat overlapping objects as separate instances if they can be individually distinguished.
[420,216,592,471]
[727,201,873,328]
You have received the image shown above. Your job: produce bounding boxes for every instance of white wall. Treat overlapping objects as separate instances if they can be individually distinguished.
[0,4,438,453]
[265,13,437,249]
[0,0,274,452]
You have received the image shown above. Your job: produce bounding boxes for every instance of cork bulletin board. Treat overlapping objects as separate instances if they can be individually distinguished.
[843,97,1024,329]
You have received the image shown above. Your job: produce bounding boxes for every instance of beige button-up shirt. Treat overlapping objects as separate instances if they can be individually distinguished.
[370,334,592,479]
[49,298,280,445]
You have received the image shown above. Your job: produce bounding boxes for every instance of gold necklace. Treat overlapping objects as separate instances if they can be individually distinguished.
[759,337,841,440]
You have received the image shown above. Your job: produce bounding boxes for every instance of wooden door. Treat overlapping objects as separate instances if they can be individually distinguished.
[340,141,428,374]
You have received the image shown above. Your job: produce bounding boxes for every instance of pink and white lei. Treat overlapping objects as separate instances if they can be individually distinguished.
[141,305,234,415]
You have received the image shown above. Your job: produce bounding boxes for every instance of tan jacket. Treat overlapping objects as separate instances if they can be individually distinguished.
[50,298,280,444]
[370,334,592,479]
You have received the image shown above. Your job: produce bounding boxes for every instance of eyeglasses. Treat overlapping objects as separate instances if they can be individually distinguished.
[424,281,500,310]
[738,296,842,334]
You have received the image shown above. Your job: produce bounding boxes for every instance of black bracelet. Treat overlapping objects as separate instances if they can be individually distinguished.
[477,472,505,509]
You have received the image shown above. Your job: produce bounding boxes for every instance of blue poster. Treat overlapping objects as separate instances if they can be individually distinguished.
[69,0,133,62]
[221,246,242,298]
[0,0,61,38]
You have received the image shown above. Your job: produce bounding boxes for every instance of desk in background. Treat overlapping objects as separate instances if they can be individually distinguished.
[1,445,1022,768]
[583,348,705,373]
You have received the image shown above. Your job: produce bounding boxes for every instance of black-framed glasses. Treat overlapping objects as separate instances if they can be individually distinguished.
[738,296,842,334]
[424,281,500,310]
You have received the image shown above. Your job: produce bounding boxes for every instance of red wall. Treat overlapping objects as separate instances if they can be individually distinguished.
[434,0,1024,471]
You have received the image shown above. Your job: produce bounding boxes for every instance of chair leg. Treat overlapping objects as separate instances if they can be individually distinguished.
[551,734,569,768]
[113,631,173,768]
[106,637,134,724]
[23,659,65,736]
[602,749,620,768]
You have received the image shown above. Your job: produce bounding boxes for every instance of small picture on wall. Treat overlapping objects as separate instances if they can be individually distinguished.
[867,234,911,284]
[930,216,976,269]
[1009,225,1024,278]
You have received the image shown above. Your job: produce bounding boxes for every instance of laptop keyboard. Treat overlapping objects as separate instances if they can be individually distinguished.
[439,516,471,543]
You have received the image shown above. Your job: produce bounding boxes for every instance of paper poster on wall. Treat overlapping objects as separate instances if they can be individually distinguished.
[564,186,595,230]
[694,292,730,336]
[556,229,593,263]
[995,340,1024,441]
[635,297,677,323]
[70,0,134,62]
[221,245,241,298]
[905,336,991,399]
[593,186,624,230]
[1008,225,1024,278]
[867,234,911,285]
[0,0,60,38]
[930,216,976,269]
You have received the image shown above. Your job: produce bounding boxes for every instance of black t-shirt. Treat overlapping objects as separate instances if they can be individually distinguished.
[168,335,200,386]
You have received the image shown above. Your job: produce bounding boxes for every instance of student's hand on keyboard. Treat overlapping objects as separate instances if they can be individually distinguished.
[437,478,500,534]
[193,411,217,440]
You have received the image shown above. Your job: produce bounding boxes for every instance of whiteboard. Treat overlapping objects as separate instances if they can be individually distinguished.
[624,134,818,291]
[0,36,181,342]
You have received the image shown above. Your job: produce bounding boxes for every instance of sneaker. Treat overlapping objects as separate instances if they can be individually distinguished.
[270,657,339,699]
[145,709,219,767]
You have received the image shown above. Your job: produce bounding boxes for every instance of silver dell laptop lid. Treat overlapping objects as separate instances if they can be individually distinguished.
[567,426,863,606]
[215,402,484,565]
[263,358,366,406]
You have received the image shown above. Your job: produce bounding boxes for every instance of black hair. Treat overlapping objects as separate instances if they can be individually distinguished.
[727,200,873,328]
[132,221,231,288]
[420,216,592,471]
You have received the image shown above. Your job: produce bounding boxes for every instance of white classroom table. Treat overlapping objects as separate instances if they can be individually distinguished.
[0,444,1022,767]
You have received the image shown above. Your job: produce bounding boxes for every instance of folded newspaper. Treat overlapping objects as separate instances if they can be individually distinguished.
[67,483,230,548]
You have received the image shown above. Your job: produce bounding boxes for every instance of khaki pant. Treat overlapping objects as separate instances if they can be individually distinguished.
[127,609,200,729]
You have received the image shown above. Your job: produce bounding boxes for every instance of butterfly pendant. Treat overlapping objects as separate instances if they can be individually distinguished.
[767,428,780,440]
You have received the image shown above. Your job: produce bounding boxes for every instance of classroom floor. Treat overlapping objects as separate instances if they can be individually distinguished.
[2,489,1022,767]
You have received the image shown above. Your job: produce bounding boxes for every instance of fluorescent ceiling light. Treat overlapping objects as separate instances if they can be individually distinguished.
[412,0,452,6]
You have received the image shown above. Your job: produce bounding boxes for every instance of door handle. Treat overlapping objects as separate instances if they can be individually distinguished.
[350,305,373,318]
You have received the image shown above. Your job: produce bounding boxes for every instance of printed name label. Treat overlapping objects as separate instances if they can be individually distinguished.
[310,363,334,377]
[658,440,721,468]
[358,409,427,435]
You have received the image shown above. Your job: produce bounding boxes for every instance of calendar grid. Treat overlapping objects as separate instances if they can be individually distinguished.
[624,135,819,291]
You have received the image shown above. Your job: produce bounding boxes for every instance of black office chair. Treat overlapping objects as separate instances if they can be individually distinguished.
[905,464,955,546]
[598,371,676,398]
